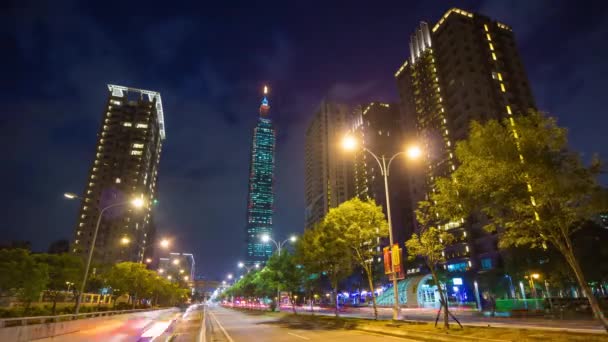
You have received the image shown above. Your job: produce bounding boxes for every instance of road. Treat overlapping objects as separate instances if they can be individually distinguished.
[37,305,423,341]
[38,308,181,342]
[205,303,422,341]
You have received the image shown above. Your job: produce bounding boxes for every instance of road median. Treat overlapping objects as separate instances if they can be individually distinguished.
[227,306,608,342]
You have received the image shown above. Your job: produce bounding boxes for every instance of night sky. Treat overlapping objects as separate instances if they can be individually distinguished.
[3,1,607,280]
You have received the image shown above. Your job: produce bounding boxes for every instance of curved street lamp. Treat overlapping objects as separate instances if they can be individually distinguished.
[64,192,145,315]
[238,261,260,273]
[342,136,422,320]
[259,234,297,256]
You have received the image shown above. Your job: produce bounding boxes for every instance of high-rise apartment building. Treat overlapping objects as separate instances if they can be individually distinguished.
[72,84,165,265]
[304,101,353,229]
[395,8,536,273]
[245,87,276,265]
[350,102,415,245]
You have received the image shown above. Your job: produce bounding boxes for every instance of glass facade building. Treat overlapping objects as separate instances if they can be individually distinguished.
[245,92,276,264]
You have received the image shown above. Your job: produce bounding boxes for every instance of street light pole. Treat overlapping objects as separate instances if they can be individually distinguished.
[342,137,420,321]
[65,194,144,315]
[363,149,404,320]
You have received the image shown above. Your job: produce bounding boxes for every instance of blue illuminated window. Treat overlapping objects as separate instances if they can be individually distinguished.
[481,258,493,270]
[447,262,467,272]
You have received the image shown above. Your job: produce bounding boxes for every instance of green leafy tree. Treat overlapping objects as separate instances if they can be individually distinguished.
[405,201,456,329]
[265,252,305,314]
[431,111,608,330]
[323,198,388,320]
[106,262,153,308]
[0,249,49,312]
[295,221,352,317]
[34,253,83,315]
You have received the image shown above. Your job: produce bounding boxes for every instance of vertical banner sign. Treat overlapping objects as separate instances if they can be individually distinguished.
[389,246,406,281]
[391,244,401,270]
[383,247,392,274]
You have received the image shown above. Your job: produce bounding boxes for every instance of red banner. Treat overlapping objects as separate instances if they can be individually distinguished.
[383,247,391,274]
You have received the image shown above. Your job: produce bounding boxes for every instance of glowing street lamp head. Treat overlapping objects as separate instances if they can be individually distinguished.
[158,268,164,274]
[254,263,260,269]
[183,276,189,281]
[167,275,172,280]
[289,235,297,243]
[63,192,79,199]
[131,197,145,208]
[238,262,244,268]
[260,234,270,243]
[222,280,226,285]
[406,145,422,159]
[172,259,180,265]
[145,258,152,264]
[159,239,170,249]
[179,269,185,274]
[342,135,357,151]
[227,274,233,280]
[120,236,130,245]
[531,273,540,279]
[264,85,268,95]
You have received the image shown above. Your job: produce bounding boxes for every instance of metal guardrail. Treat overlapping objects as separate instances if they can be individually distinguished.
[0,308,165,328]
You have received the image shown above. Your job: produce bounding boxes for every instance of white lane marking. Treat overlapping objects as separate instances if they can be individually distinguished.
[209,310,234,342]
[287,332,311,340]
[197,304,207,342]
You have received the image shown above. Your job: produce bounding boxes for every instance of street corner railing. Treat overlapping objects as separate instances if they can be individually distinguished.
[0,307,174,328]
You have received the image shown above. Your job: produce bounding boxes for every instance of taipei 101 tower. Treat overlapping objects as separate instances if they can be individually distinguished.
[244,86,276,265]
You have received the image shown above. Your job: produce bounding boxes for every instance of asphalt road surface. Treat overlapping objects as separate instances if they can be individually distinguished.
[204,304,423,342]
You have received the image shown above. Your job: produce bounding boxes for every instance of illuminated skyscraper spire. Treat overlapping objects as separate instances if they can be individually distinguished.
[245,85,276,264]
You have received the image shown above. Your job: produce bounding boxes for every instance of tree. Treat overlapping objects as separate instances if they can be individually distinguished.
[34,253,83,315]
[265,252,305,314]
[405,201,457,329]
[106,262,153,308]
[295,221,352,317]
[431,111,608,331]
[323,198,389,320]
[0,249,49,312]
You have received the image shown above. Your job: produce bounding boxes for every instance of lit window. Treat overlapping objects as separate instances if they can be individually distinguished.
[509,117,515,126]
[497,73,503,81]
[88,182,94,187]
[83,206,88,210]
[123,122,132,127]
[79,223,84,227]
[115,178,121,184]
[131,150,143,156]
[489,43,494,51]
[484,24,489,32]
[110,100,121,106]
[491,53,497,60]
[103,125,108,130]
[77,231,81,235]
[136,123,148,129]
[500,83,506,92]
[75,240,79,244]
[506,105,512,115]
[486,33,492,41]
[133,143,144,148]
